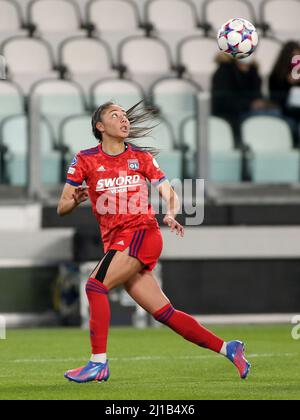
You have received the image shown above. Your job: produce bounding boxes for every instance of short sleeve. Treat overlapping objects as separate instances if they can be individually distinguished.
[66,154,87,187]
[143,153,168,187]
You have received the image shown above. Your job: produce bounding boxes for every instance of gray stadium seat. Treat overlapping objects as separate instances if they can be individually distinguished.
[182,117,242,182]
[134,118,183,180]
[242,116,300,183]
[1,37,59,94]
[262,0,300,42]
[178,37,218,90]
[87,0,144,61]
[1,115,60,186]
[30,79,87,141]
[145,0,202,60]
[60,115,96,159]
[119,36,173,92]
[28,0,86,59]
[0,80,24,126]
[151,77,199,145]
[59,37,118,95]
[91,78,144,111]
[0,0,28,44]
[204,0,256,34]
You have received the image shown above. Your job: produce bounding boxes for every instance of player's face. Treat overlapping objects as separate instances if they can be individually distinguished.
[97,105,130,140]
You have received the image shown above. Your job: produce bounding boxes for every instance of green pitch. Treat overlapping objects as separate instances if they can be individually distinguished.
[0,325,299,400]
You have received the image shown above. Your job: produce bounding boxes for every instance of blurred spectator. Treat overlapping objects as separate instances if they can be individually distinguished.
[212,53,278,143]
[269,41,300,144]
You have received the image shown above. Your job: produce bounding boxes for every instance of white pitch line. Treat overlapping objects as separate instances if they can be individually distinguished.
[10,353,298,364]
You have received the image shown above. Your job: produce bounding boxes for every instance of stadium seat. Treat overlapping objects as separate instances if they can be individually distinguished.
[151,77,200,145]
[178,37,218,90]
[0,0,28,44]
[1,115,60,186]
[204,0,256,34]
[182,116,242,181]
[91,78,145,111]
[87,0,144,61]
[59,37,118,95]
[60,115,97,162]
[14,0,31,20]
[262,0,300,41]
[209,116,242,182]
[145,0,202,60]
[133,118,183,180]
[0,80,24,126]
[28,0,87,59]
[119,36,174,92]
[1,37,59,94]
[253,37,282,78]
[71,0,90,20]
[242,116,300,183]
[30,79,87,141]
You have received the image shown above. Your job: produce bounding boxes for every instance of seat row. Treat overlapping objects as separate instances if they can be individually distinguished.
[8,0,300,42]
[0,113,299,186]
[0,34,283,95]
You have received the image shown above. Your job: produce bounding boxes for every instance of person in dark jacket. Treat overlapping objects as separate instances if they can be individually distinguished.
[212,53,276,142]
[269,41,300,119]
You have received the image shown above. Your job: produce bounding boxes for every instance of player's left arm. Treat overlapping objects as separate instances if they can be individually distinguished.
[157,180,185,238]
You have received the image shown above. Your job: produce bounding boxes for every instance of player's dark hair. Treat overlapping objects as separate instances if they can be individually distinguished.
[91,100,160,156]
[271,41,300,83]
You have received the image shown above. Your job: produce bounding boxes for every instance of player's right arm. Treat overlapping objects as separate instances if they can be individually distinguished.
[57,153,88,216]
[57,184,89,216]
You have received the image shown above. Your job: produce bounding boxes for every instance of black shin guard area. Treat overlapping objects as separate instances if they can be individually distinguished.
[95,250,117,283]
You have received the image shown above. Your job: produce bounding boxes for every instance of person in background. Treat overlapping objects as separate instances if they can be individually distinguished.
[212,53,278,143]
[269,41,300,145]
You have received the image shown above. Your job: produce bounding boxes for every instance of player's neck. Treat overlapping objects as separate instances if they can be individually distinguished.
[101,139,126,156]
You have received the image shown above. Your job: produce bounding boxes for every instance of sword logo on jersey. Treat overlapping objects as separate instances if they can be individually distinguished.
[96,174,142,194]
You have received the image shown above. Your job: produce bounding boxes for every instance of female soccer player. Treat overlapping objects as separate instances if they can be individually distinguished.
[58,101,250,383]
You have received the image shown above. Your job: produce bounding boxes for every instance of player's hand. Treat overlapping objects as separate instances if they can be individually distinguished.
[163,215,185,237]
[73,186,89,206]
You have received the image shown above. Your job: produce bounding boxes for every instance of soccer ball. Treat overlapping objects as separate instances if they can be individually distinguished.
[217,18,259,59]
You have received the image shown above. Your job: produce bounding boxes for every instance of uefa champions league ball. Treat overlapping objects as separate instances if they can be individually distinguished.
[217,18,259,59]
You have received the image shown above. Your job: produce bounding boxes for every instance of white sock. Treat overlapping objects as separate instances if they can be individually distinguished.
[220,342,228,357]
[90,353,107,364]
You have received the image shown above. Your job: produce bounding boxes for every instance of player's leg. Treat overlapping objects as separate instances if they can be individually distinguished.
[65,249,144,383]
[125,271,251,379]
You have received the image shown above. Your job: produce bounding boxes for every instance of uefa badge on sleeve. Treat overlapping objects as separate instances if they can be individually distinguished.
[128,159,139,170]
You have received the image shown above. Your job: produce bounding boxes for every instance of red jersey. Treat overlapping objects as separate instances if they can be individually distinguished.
[66,142,167,252]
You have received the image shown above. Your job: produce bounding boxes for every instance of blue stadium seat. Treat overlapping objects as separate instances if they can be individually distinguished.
[182,116,242,182]
[1,115,60,186]
[242,116,300,183]
[0,80,24,126]
[133,117,183,180]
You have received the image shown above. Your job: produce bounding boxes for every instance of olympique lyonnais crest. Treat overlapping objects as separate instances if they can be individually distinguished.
[128,159,139,170]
